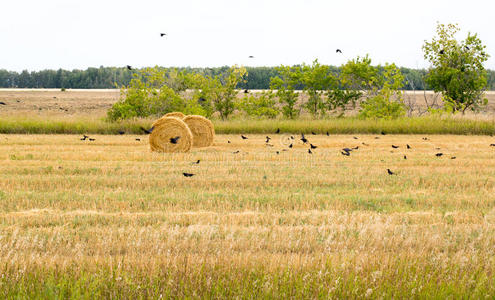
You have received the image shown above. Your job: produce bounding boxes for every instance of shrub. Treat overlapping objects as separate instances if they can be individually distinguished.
[238,92,279,118]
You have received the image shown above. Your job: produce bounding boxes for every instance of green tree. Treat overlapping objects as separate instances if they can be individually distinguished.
[327,55,377,114]
[423,23,490,113]
[358,63,406,119]
[208,66,247,120]
[107,67,205,121]
[269,65,301,119]
[300,59,336,117]
[237,91,279,118]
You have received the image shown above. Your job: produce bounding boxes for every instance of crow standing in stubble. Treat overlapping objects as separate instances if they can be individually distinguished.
[300,133,308,144]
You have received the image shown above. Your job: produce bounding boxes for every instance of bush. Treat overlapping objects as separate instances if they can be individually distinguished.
[238,92,279,118]
[359,90,406,120]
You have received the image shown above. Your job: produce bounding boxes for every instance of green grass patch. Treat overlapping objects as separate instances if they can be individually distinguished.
[0,115,495,135]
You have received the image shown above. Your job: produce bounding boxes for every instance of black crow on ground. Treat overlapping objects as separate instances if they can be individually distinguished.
[183,172,195,177]
[241,135,248,140]
[387,169,395,175]
[300,133,308,144]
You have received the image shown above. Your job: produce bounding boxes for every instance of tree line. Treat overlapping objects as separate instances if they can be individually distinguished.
[1,65,495,91]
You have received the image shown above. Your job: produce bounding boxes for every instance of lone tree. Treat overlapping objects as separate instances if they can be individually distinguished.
[423,23,490,113]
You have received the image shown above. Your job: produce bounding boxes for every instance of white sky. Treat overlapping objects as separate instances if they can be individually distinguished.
[1,0,494,72]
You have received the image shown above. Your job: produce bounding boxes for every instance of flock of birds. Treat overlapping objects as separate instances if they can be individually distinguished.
[76,126,481,178]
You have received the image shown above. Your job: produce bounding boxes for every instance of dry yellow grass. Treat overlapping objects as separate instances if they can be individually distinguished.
[1,133,495,297]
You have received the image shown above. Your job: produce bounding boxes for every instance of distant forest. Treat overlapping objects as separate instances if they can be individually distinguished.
[1,66,495,90]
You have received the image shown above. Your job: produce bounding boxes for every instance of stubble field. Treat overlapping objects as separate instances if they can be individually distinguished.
[1,133,495,298]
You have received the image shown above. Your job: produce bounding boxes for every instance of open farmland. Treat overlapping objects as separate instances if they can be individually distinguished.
[1,133,495,297]
[2,89,495,119]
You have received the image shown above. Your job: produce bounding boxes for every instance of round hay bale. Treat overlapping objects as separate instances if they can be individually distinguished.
[164,112,185,118]
[149,117,193,153]
[182,115,215,147]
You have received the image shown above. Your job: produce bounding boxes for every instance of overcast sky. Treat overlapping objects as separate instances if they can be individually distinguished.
[1,0,494,72]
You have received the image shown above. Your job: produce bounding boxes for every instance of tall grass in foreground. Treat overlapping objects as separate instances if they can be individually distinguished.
[0,115,495,135]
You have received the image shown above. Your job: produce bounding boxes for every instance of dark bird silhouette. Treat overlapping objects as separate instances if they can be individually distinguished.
[308,149,312,154]
[241,135,248,140]
[451,156,456,159]
[80,135,89,141]
[375,137,380,139]
[392,145,399,149]
[490,144,495,147]
[89,138,95,141]
[0,101,6,105]
[276,151,280,154]
[422,137,428,140]
[387,169,395,175]
[244,89,249,93]
[439,49,445,55]
[135,138,141,141]
[227,140,231,143]
[192,160,200,164]
[310,144,317,149]
[326,131,329,136]
[266,136,271,143]
[198,97,206,102]
[232,150,239,154]
[362,142,369,146]
[126,65,132,70]
[160,33,166,37]
[341,151,350,156]
[118,130,125,135]
[183,172,195,177]
[275,128,280,134]
[404,155,407,160]
[266,144,274,147]
[352,146,359,150]
[381,131,386,135]
[435,153,443,157]
[311,131,316,135]
[300,133,308,144]
[353,136,358,139]
[170,136,181,144]
[248,55,254,58]
[140,126,153,134]
[342,148,353,153]
[407,144,411,149]
[290,136,294,139]
[336,49,342,53]
[289,144,293,148]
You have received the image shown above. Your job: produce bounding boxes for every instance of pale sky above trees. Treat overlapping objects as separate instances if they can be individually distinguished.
[1,0,494,71]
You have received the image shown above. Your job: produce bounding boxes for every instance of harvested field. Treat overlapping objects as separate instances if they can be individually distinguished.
[0,133,495,297]
[2,89,495,118]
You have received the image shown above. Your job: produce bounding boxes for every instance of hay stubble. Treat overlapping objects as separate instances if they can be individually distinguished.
[1,134,495,297]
